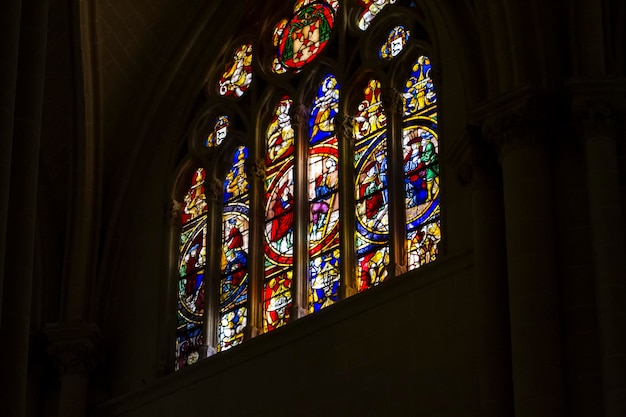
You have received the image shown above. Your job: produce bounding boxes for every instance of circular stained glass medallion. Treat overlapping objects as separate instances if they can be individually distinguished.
[276,2,335,70]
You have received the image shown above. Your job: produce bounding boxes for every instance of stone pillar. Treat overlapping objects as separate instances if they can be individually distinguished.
[158,199,183,374]
[383,87,408,278]
[46,323,102,417]
[247,158,266,335]
[291,103,309,319]
[463,127,514,417]
[485,99,566,417]
[0,0,22,321]
[336,112,357,298]
[203,178,223,353]
[579,100,626,417]
[0,1,48,415]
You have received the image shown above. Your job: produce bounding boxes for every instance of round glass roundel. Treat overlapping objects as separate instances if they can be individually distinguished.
[276,3,335,70]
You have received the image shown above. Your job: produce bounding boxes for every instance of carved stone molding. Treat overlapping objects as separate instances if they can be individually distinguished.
[382,87,404,115]
[249,158,266,181]
[336,112,354,144]
[386,261,407,277]
[45,322,103,375]
[205,177,223,202]
[479,89,557,158]
[292,103,309,130]
[167,200,182,224]
[568,78,626,142]
[575,101,621,140]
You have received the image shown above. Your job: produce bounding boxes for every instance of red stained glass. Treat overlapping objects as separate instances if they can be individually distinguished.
[403,55,441,271]
[177,168,208,369]
[272,1,336,73]
[219,44,253,98]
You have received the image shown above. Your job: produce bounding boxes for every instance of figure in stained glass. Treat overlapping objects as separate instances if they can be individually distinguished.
[264,273,293,331]
[403,55,441,271]
[206,115,229,148]
[358,247,389,291]
[272,1,336,73]
[309,249,340,311]
[354,79,390,291]
[223,147,248,202]
[379,26,410,60]
[403,55,436,115]
[219,44,253,98]
[354,79,386,140]
[182,168,207,224]
[269,181,294,253]
[266,97,294,162]
[177,168,208,370]
[310,158,336,238]
[358,0,396,31]
[310,75,339,142]
[219,146,250,351]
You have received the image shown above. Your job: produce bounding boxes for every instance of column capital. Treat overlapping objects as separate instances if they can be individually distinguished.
[474,85,556,158]
[248,158,266,181]
[291,103,309,130]
[382,87,404,115]
[45,322,103,375]
[336,112,354,145]
[450,126,501,190]
[205,177,223,203]
[166,199,182,224]
[573,100,622,140]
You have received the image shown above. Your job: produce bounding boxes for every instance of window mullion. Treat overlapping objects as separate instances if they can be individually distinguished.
[204,177,222,356]
[383,86,409,277]
[292,103,311,319]
[337,111,358,299]
[246,157,266,338]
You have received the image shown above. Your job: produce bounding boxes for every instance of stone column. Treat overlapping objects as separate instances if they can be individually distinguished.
[579,100,626,417]
[336,112,357,298]
[46,323,102,417]
[203,178,223,353]
[383,87,408,278]
[246,160,265,337]
[158,199,183,374]
[291,104,309,319]
[0,0,22,320]
[0,0,48,415]
[485,98,566,417]
[463,127,514,417]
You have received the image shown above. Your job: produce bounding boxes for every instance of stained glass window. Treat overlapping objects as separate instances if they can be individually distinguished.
[271,0,338,74]
[357,0,397,31]
[176,168,208,370]
[219,44,253,98]
[402,55,441,270]
[175,3,444,367]
[354,79,390,291]
[206,116,229,148]
[308,74,341,312]
[264,96,296,331]
[379,26,410,60]
[218,146,250,351]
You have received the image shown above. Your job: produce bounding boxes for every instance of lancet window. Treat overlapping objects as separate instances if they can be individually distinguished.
[174,0,441,369]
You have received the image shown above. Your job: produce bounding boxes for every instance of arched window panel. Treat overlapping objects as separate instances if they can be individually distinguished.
[353,79,390,292]
[176,167,208,370]
[357,0,397,31]
[218,146,250,351]
[379,26,410,60]
[308,74,340,312]
[271,0,338,74]
[264,96,296,331]
[218,43,253,98]
[402,55,441,270]
[206,115,229,148]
